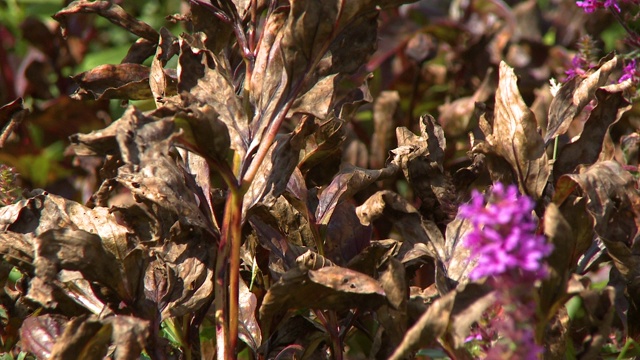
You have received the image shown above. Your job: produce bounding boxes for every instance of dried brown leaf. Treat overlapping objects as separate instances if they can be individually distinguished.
[388,287,456,360]
[371,91,400,169]
[48,315,149,360]
[54,1,159,42]
[316,163,399,226]
[545,56,617,143]
[539,203,575,316]
[150,28,180,105]
[395,115,455,222]
[478,61,549,198]
[554,89,631,178]
[71,63,177,101]
[243,117,315,215]
[178,34,248,158]
[554,161,640,303]
[442,218,475,286]
[356,190,445,261]
[49,316,110,360]
[259,266,385,336]
[238,278,262,351]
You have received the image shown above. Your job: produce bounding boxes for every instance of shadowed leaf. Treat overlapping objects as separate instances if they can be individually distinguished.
[259,265,385,337]
[554,89,630,178]
[395,114,454,223]
[316,162,399,226]
[556,161,640,308]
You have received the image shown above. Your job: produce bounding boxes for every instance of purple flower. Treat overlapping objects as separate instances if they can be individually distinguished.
[459,183,553,282]
[576,0,622,12]
[565,55,590,82]
[576,0,600,12]
[619,59,638,83]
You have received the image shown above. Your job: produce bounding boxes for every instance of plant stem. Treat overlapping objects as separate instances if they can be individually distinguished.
[227,189,243,356]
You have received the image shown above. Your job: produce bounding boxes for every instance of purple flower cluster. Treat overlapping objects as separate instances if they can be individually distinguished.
[576,0,622,12]
[459,183,552,358]
[619,59,639,84]
[459,183,553,282]
[565,54,591,82]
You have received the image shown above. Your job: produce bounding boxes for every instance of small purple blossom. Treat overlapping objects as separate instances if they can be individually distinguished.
[459,183,553,282]
[619,59,638,83]
[565,54,590,82]
[576,0,622,12]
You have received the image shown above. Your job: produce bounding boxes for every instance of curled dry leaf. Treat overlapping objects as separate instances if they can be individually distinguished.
[394,115,455,223]
[54,0,159,42]
[554,89,631,179]
[316,162,399,226]
[259,265,385,337]
[475,61,549,198]
[71,63,177,101]
[356,190,445,262]
[178,34,248,159]
[554,161,640,301]
[545,56,617,144]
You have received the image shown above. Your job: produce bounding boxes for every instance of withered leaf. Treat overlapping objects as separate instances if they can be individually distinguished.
[539,203,575,317]
[0,231,34,272]
[0,191,130,261]
[150,28,180,105]
[49,316,110,360]
[238,278,262,351]
[356,190,445,261]
[259,266,385,336]
[71,63,177,101]
[48,315,149,360]
[323,201,371,265]
[555,161,640,302]
[371,91,400,169]
[105,316,150,360]
[545,55,617,144]
[54,1,159,42]
[554,89,631,178]
[114,108,211,236]
[477,61,549,198]
[20,314,67,359]
[442,218,475,286]
[394,115,454,222]
[178,34,248,159]
[299,118,346,186]
[157,237,215,319]
[121,38,158,64]
[0,97,25,128]
[388,286,456,360]
[243,117,315,216]
[316,162,399,226]
[33,228,130,306]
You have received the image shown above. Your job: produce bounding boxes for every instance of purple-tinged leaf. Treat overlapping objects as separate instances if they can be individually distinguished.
[20,314,67,359]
